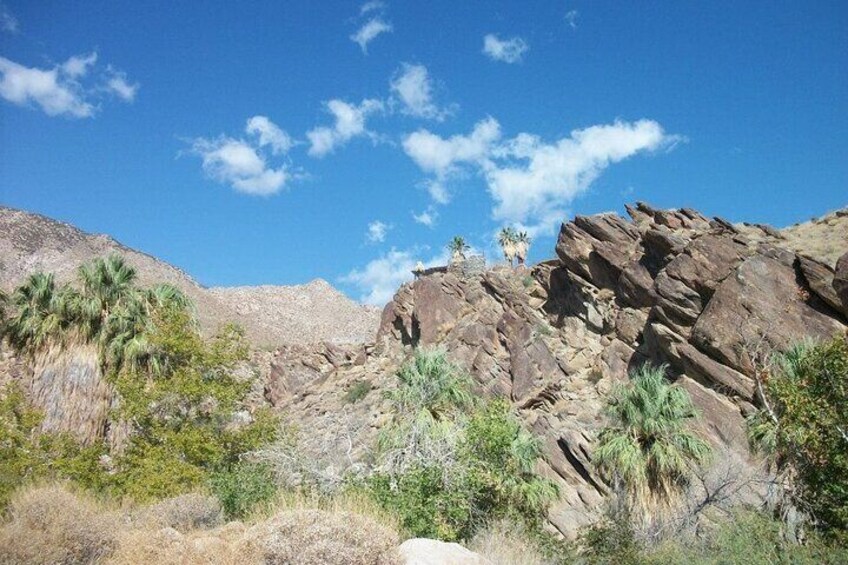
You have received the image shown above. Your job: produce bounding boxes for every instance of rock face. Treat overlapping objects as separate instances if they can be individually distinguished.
[362,203,846,537]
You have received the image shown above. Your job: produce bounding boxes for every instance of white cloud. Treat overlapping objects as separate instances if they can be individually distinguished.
[342,248,448,305]
[404,118,681,233]
[360,1,385,14]
[246,115,293,155]
[412,207,437,227]
[402,117,501,202]
[192,115,295,196]
[390,63,453,121]
[307,98,383,157]
[482,34,529,64]
[565,10,579,29]
[61,52,98,78]
[191,137,289,196]
[366,220,391,243]
[105,69,139,102]
[1,3,18,33]
[0,53,137,118]
[0,56,94,117]
[351,17,392,53]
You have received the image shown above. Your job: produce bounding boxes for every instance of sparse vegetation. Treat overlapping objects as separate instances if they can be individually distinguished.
[344,379,372,404]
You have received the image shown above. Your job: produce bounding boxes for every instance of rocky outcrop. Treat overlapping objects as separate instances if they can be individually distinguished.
[835,252,848,314]
[367,202,847,537]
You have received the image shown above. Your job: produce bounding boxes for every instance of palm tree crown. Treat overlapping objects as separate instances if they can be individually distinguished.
[594,363,711,513]
[447,236,469,259]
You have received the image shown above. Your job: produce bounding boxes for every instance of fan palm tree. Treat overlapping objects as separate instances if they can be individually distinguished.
[594,364,711,516]
[447,236,469,262]
[497,227,517,267]
[2,272,75,356]
[515,231,531,266]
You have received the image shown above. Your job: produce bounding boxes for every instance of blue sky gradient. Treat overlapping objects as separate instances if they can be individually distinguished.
[1,1,846,303]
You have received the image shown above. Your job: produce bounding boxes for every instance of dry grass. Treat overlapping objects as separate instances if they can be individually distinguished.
[137,492,224,531]
[469,520,550,565]
[0,484,403,565]
[245,491,402,565]
[0,484,118,565]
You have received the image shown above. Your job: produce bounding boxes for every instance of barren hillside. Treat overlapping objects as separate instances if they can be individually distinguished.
[0,207,380,346]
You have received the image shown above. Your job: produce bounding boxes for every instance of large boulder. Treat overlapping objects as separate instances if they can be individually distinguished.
[834,252,848,314]
[399,539,488,565]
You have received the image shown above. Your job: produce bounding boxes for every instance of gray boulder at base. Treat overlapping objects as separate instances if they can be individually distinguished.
[399,539,489,565]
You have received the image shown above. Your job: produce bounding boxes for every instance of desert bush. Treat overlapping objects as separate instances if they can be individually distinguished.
[140,492,224,531]
[210,461,277,519]
[108,522,258,565]
[247,507,400,565]
[0,484,117,565]
[344,379,372,404]
[748,337,848,539]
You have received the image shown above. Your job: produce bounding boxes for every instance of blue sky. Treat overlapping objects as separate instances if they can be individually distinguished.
[1,1,846,304]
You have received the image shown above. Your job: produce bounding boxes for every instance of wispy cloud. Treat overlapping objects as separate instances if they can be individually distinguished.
[342,247,448,305]
[403,118,683,234]
[412,207,437,227]
[482,34,529,64]
[565,10,579,29]
[1,3,18,33]
[390,63,454,121]
[105,68,139,102]
[307,98,383,157]
[0,52,136,118]
[366,220,391,243]
[351,17,392,53]
[191,116,295,196]
[360,1,385,15]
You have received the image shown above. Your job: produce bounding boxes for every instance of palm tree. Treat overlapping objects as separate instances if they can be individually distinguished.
[2,272,74,356]
[498,227,517,267]
[379,348,474,473]
[515,231,531,267]
[447,236,469,263]
[594,364,711,517]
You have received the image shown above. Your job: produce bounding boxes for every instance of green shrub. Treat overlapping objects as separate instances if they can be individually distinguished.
[365,349,557,542]
[0,383,107,510]
[748,337,848,538]
[210,461,277,519]
[344,380,372,404]
[106,309,279,502]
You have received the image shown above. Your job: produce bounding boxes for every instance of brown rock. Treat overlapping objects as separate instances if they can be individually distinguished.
[796,255,844,315]
[691,255,845,375]
[836,252,848,313]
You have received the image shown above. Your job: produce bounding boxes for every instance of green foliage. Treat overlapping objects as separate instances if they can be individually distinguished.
[594,363,711,514]
[366,349,557,542]
[344,380,372,404]
[748,338,848,538]
[447,236,469,256]
[210,461,277,519]
[0,383,107,509]
[106,307,278,502]
[576,509,848,564]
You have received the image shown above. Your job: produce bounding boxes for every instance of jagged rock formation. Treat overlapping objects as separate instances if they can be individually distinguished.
[271,203,846,537]
[0,206,381,346]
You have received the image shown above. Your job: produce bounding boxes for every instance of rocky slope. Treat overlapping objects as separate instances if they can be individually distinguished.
[267,202,847,537]
[0,206,380,346]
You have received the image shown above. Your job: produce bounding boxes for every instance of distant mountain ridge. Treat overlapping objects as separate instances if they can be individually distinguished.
[0,206,381,346]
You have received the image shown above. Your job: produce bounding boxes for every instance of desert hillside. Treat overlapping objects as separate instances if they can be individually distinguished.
[0,206,381,346]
